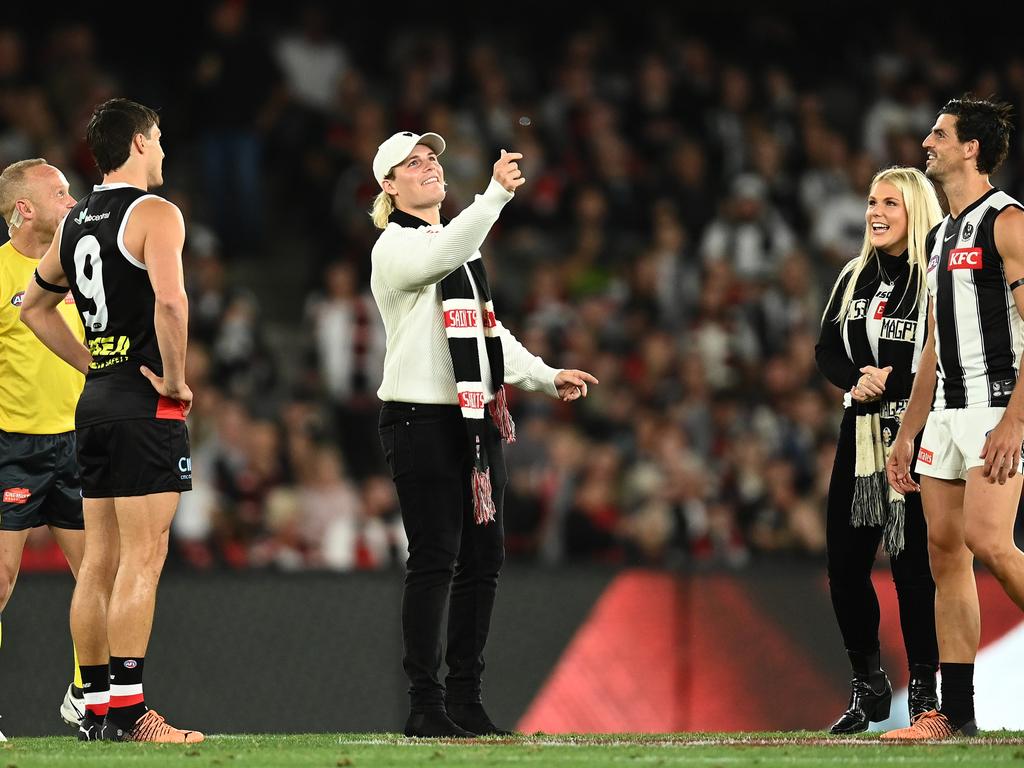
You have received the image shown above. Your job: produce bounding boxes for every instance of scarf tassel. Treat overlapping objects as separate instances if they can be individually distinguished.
[488,386,517,443]
[883,497,906,556]
[851,472,887,528]
[851,409,907,556]
[471,466,496,525]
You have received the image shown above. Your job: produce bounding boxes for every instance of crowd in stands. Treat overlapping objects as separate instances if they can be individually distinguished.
[3,4,1023,571]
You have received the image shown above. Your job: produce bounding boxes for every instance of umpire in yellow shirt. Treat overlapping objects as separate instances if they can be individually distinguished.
[0,159,87,734]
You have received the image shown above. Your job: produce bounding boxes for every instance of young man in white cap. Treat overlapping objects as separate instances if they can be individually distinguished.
[369,131,597,737]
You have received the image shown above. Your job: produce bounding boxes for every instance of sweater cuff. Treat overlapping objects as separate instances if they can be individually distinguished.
[537,362,561,398]
[482,177,515,206]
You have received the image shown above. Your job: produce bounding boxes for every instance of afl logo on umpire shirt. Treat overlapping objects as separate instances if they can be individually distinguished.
[10,291,24,307]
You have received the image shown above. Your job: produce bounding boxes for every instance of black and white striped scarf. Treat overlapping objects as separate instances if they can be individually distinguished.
[440,257,515,525]
[841,253,923,555]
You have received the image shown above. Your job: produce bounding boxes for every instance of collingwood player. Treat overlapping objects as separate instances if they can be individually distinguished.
[20,99,202,743]
[885,96,1024,740]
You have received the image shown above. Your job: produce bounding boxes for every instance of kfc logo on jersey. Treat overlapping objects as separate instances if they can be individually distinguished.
[3,487,31,504]
[917,448,934,465]
[10,291,24,307]
[873,301,887,320]
[948,248,983,270]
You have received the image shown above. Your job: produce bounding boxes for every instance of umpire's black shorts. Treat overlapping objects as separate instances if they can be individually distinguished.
[76,419,192,498]
[0,429,84,531]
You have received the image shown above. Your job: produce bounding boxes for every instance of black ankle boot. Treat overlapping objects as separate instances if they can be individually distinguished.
[908,663,939,722]
[446,703,513,736]
[404,710,476,738]
[829,650,893,734]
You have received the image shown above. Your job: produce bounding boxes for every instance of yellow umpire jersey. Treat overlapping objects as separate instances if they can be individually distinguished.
[0,239,85,434]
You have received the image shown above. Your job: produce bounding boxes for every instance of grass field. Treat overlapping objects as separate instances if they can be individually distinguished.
[5,732,1024,767]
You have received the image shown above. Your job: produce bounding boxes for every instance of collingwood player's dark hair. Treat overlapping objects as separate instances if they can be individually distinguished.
[939,95,1014,175]
[86,99,161,175]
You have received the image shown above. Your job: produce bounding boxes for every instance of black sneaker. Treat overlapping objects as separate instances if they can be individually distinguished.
[78,712,104,742]
[404,710,476,738]
[446,703,514,736]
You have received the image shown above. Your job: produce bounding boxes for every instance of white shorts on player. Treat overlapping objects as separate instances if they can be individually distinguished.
[915,407,1024,480]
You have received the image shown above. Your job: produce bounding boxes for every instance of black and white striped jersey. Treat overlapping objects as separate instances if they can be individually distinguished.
[927,188,1024,410]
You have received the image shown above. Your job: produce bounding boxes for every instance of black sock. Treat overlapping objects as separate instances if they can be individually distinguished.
[81,664,110,721]
[107,656,147,728]
[939,662,975,727]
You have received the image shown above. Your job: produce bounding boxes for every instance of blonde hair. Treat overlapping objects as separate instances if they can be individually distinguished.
[825,166,943,325]
[370,170,396,230]
[0,158,47,232]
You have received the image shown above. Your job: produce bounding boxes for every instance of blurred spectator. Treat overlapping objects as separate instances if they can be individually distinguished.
[700,173,797,282]
[192,0,286,253]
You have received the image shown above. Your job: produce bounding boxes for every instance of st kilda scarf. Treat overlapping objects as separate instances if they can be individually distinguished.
[841,253,922,556]
[440,257,516,524]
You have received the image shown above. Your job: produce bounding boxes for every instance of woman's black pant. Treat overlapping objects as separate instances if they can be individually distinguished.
[379,402,506,713]
[826,408,938,669]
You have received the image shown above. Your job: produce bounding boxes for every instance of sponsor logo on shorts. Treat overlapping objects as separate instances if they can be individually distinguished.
[918,448,934,465]
[963,222,975,240]
[178,456,192,480]
[948,248,983,270]
[123,659,138,669]
[992,379,1015,398]
[10,291,24,307]
[2,487,31,504]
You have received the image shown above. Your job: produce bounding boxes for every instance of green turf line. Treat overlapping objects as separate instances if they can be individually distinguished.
[5,732,1024,767]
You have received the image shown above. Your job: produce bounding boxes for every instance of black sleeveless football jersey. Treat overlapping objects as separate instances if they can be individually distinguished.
[926,188,1024,409]
[58,183,182,426]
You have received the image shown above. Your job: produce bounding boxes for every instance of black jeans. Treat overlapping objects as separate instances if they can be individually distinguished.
[826,408,938,669]
[379,402,507,713]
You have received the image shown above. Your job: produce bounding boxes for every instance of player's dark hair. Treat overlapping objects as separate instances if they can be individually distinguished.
[86,99,160,175]
[939,95,1014,175]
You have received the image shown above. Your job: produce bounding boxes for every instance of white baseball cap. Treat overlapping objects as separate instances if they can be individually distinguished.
[372,131,446,188]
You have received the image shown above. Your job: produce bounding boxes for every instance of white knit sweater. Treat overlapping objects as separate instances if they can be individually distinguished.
[370,178,560,404]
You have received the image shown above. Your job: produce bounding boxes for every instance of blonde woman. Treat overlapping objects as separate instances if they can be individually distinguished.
[814,166,943,733]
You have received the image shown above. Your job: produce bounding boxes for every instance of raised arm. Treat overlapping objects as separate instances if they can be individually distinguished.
[373,152,523,291]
